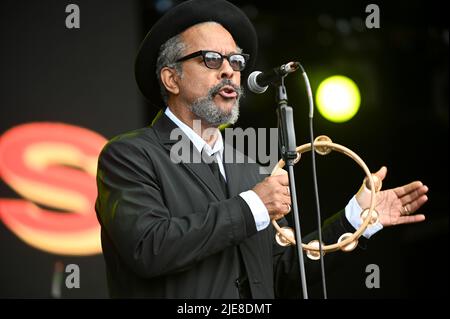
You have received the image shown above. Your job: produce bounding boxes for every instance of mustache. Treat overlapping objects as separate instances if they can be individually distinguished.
[208,79,244,99]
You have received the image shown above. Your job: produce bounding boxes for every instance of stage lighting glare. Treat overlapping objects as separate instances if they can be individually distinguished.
[315,75,361,123]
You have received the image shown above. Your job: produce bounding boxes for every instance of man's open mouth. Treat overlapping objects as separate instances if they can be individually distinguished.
[218,86,238,99]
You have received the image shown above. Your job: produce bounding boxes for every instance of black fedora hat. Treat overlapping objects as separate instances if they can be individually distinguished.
[135,0,258,108]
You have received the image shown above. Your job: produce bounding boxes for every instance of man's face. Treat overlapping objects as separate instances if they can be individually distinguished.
[176,23,243,126]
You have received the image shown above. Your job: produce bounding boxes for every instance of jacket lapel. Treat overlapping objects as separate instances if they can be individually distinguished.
[223,142,245,197]
[151,112,226,201]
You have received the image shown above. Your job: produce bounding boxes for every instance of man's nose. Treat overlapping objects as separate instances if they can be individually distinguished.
[219,59,235,79]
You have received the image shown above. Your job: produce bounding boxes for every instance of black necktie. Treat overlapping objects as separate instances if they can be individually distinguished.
[202,150,228,197]
[202,150,250,297]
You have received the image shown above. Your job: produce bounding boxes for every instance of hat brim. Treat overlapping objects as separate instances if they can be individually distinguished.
[135,0,258,108]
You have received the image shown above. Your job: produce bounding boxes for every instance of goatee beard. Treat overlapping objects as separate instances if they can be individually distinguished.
[188,79,244,127]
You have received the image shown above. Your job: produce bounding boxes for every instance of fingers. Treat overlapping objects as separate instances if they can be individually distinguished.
[399,185,428,205]
[271,174,289,186]
[272,167,287,176]
[402,194,428,214]
[374,166,387,181]
[253,175,292,220]
[268,201,291,220]
[266,176,291,202]
[269,185,291,219]
[273,212,287,221]
[364,166,387,190]
[394,181,425,198]
[397,214,426,225]
[397,184,429,216]
[403,184,428,200]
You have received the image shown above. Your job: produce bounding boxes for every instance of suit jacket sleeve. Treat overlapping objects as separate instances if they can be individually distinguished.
[95,139,258,279]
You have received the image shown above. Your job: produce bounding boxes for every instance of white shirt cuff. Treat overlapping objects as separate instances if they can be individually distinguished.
[239,190,270,231]
[345,196,383,239]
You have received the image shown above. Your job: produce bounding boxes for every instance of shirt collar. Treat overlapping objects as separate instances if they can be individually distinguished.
[165,107,224,159]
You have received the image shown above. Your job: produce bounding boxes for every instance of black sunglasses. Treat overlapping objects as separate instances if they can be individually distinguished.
[176,50,250,72]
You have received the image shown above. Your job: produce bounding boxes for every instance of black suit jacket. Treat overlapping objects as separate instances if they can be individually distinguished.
[95,112,360,298]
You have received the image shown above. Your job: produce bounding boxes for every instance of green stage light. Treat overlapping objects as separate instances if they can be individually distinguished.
[315,75,361,123]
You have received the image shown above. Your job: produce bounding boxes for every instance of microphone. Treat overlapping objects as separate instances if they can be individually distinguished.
[247,61,300,94]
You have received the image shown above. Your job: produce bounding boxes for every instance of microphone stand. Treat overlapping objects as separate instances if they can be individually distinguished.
[275,76,309,299]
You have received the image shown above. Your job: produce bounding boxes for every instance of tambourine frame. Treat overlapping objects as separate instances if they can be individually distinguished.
[271,135,379,254]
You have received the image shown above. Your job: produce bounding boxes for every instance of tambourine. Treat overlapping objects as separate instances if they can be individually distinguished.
[271,135,382,259]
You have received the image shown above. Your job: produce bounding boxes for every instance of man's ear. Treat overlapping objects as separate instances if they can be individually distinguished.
[160,67,180,95]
